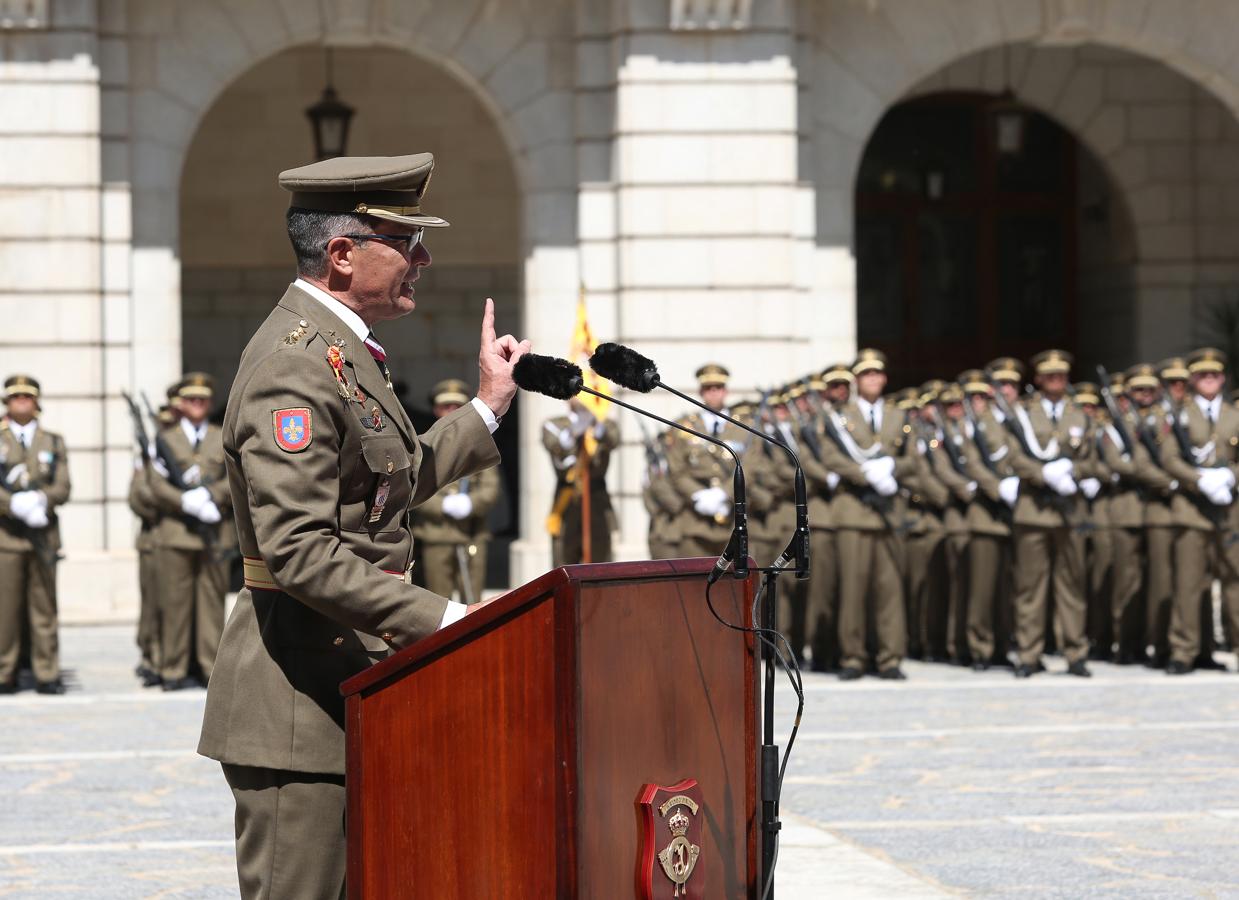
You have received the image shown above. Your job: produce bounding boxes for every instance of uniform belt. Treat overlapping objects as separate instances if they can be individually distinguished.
[242,556,405,591]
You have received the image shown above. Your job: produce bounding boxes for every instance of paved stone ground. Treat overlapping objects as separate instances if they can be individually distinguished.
[0,626,1236,897]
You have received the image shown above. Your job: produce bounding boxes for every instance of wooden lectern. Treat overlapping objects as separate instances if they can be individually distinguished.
[340,558,758,898]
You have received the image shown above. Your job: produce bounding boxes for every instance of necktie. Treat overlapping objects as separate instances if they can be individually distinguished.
[712,419,721,437]
[1050,404,1059,426]
[869,407,878,433]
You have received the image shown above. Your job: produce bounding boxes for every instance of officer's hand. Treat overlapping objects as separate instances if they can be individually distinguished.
[476,297,531,419]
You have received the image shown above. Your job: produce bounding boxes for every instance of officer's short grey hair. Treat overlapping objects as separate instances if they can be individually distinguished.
[285,208,373,278]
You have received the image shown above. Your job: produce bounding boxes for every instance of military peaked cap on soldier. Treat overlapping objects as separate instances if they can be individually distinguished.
[807,375,827,392]
[430,379,470,407]
[1073,382,1101,405]
[1108,371,1126,396]
[695,364,730,388]
[3,374,40,400]
[852,349,887,376]
[279,153,449,229]
[1125,363,1160,390]
[986,357,1026,383]
[1188,347,1227,374]
[822,363,854,384]
[166,380,184,402]
[939,383,964,404]
[787,383,807,401]
[1159,357,1190,381]
[1031,349,1073,375]
[919,379,947,403]
[178,372,215,399]
[958,369,991,395]
[731,400,755,417]
[894,386,920,410]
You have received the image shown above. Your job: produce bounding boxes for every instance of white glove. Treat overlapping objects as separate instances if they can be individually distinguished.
[1204,484,1234,506]
[4,462,27,486]
[195,500,222,524]
[1079,477,1101,500]
[872,474,898,497]
[8,490,39,521]
[181,464,202,486]
[1197,467,1237,496]
[24,506,49,529]
[442,493,474,520]
[181,485,212,518]
[825,472,840,492]
[964,480,977,499]
[861,456,896,487]
[998,476,1020,508]
[692,487,729,516]
[1042,458,1074,482]
[1050,472,1078,496]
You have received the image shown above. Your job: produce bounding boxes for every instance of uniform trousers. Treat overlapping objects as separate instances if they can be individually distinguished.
[223,764,346,900]
[136,546,161,670]
[1087,528,1114,653]
[552,493,613,566]
[943,532,970,662]
[1145,526,1175,659]
[1169,526,1239,666]
[156,546,226,682]
[678,534,730,560]
[835,528,905,672]
[805,529,839,669]
[904,529,945,658]
[1012,525,1088,665]
[1108,527,1144,656]
[417,541,487,604]
[966,534,1011,663]
[0,549,58,683]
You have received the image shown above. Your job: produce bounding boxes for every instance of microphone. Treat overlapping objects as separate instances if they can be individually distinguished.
[590,342,810,579]
[513,353,748,582]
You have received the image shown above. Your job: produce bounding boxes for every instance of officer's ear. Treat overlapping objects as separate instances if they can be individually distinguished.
[324,236,358,279]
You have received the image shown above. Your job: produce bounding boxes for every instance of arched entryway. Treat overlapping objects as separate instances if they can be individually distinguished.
[177,45,524,586]
[855,90,1136,387]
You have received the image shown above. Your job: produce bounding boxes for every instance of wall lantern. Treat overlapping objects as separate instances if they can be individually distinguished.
[305,49,355,160]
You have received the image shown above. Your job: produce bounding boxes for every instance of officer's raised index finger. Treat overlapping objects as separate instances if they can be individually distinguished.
[481,298,496,347]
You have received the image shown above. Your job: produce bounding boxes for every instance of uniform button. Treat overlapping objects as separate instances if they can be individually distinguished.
[387,461,395,474]
[381,632,394,642]
[332,636,344,646]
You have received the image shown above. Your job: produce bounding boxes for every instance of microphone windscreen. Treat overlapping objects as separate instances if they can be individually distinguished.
[589,342,660,393]
[513,354,584,399]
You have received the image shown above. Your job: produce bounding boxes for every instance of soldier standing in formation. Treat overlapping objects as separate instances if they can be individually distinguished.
[542,397,619,566]
[0,375,70,694]
[411,379,502,603]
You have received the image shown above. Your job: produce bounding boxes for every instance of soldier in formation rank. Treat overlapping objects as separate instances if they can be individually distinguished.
[0,375,70,694]
[410,379,502,604]
[542,397,619,566]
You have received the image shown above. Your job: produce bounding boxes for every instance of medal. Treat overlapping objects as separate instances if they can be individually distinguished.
[370,406,384,431]
[326,343,352,401]
[368,477,391,523]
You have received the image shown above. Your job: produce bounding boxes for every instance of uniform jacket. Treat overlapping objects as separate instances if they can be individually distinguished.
[1131,405,1178,527]
[1096,410,1165,530]
[409,464,501,546]
[666,412,773,544]
[128,460,159,553]
[1005,393,1100,528]
[542,414,620,532]
[147,423,235,552]
[199,285,500,776]
[927,419,974,537]
[819,399,914,532]
[0,422,70,554]
[963,408,1016,538]
[1161,396,1239,532]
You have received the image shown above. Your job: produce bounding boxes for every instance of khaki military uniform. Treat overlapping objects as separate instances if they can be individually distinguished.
[543,415,619,566]
[198,285,500,897]
[800,422,840,671]
[1160,398,1239,667]
[1133,406,1178,663]
[666,413,772,560]
[819,399,914,673]
[0,422,70,685]
[410,465,500,602]
[643,462,683,559]
[1085,430,1114,656]
[902,432,951,661]
[128,461,161,676]
[146,422,234,683]
[962,409,1017,664]
[1007,395,1100,667]
[929,419,977,664]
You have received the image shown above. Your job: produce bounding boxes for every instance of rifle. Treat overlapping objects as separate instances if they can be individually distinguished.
[1095,366,1135,457]
[785,389,824,462]
[1162,395,1234,536]
[121,390,152,462]
[634,415,666,475]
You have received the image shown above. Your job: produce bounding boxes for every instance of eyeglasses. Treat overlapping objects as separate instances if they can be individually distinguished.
[339,228,424,254]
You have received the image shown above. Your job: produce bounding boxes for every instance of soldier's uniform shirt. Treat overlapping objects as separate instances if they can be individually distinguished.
[198,282,500,779]
[147,417,234,682]
[1006,394,1101,666]
[543,414,619,566]
[929,420,978,663]
[819,398,913,672]
[1133,406,1179,661]
[410,464,501,602]
[1160,395,1239,666]
[0,420,70,684]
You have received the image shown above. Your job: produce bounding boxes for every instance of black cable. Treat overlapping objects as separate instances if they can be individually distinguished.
[705,570,805,900]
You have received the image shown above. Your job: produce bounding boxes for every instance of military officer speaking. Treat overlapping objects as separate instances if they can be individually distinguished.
[0,375,70,694]
[410,379,502,603]
[197,153,529,899]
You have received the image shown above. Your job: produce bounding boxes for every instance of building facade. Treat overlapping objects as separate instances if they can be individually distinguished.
[5,0,1239,618]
